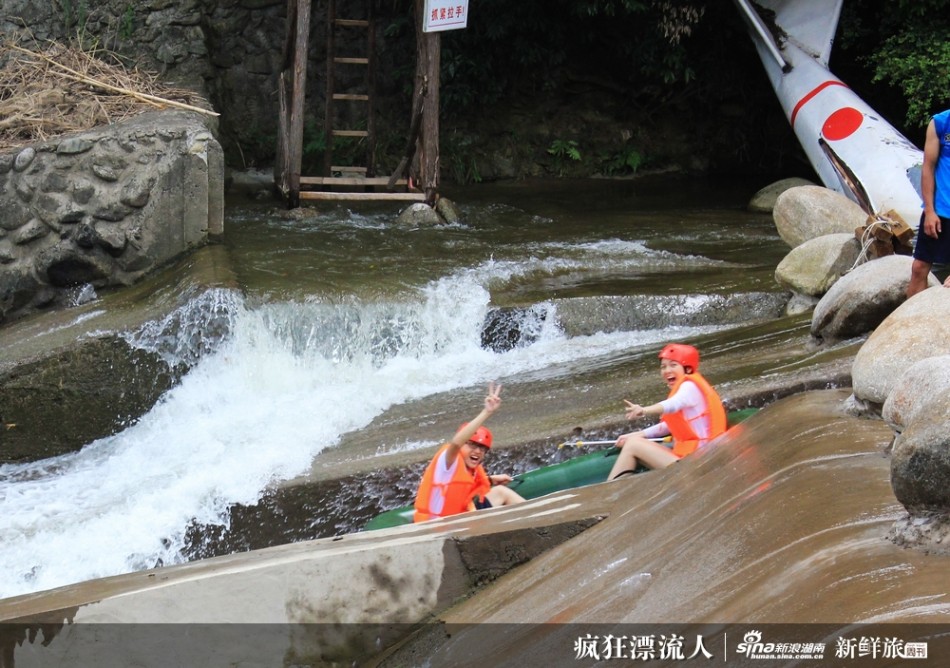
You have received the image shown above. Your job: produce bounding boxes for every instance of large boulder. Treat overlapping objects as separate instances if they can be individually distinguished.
[774,233,861,297]
[811,255,936,343]
[885,356,950,526]
[883,356,950,432]
[747,177,814,213]
[889,402,950,513]
[773,185,868,248]
[852,287,950,406]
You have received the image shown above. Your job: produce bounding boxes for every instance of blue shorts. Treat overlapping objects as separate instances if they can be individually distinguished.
[913,212,950,264]
[473,496,492,510]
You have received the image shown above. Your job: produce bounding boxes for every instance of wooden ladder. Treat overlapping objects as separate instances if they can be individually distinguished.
[300,0,424,202]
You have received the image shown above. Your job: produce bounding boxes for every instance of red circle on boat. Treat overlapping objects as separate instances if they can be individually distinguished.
[822,107,863,141]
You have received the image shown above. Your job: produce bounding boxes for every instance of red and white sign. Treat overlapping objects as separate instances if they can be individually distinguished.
[423,0,469,32]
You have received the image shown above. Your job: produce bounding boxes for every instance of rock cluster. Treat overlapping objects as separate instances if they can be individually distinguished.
[752,179,950,551]
[395,198,463,226]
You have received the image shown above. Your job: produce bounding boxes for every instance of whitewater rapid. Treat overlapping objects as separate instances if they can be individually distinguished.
[0,241,731,599]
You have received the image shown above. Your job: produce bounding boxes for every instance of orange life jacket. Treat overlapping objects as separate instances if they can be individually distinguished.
[413,444,491,523]
[661,372,727,458]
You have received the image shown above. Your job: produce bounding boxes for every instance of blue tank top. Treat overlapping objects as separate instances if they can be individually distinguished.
[933,110,950,217]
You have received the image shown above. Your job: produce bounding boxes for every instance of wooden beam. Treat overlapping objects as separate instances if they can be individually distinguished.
[299,192,426,201]
[300,176,408,186]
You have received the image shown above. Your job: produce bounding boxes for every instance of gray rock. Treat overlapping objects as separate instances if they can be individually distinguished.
[811,255,935,343]
[773,185,868,248]
[0,264,42,318]
[121,176,154,208]
[784,292,818,315]
[92,163,119,182]
[11,219,50,246]
[882,356,950,432]
[95,222,128,255]
[13,147,35,172]
[748,177,814,213]
[56,138,94,155]
[852,287,950,406]
[891,410,950,512]
[774,233,861,297]
[397,203,442,226]
[435,197,462,224]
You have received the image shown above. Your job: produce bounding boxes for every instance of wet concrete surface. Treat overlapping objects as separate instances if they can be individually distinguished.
[375,390,950,666]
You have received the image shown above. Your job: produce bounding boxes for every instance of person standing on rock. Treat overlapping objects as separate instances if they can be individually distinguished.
[908,109,950,297]
[413,382,525,522]
[606,343,727,481]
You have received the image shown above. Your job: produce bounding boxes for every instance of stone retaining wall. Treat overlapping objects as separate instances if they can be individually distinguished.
[0,111,223,323]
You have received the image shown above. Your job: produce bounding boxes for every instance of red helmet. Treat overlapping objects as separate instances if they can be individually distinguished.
[658,343,700,372]
[459,423,493,449]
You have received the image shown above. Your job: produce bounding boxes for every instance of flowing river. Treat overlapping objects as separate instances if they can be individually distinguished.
[0,175,855,600]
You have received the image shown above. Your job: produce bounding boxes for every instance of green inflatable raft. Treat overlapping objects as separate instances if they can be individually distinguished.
[363,408,757,531]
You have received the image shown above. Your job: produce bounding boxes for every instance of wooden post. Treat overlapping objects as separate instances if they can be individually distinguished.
[276,0,311,208]
[274,0,295,199]
[414,0,440,205]
[324,0,336,178]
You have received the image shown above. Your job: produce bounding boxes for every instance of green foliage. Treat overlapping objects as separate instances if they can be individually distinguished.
[56,0,88,32]
[869,34,950,128]
[443,133,482,184]
[838,0,950,128]
[547,139,581,176]
[548,139,581,161]
[300,119,374,174]
[449,154,481,185]
[302,119,328,170]
[601,144,644,176]
[119,4,135,42]
[432,0,703,115]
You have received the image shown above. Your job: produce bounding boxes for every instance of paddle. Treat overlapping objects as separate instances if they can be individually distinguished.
[556,437,667,449]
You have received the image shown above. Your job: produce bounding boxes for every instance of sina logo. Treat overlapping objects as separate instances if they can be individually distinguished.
[736,630,772,658]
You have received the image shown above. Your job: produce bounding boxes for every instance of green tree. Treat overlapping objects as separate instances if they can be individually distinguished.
[838,0,950,128]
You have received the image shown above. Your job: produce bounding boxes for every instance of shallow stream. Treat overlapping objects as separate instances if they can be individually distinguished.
[0,175,859,599]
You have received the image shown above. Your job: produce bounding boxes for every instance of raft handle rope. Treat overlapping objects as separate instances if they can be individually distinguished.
[850,211,914,273]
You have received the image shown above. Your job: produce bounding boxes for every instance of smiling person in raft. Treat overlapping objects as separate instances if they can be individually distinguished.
[606,343,727,481]
[413,382,525,522]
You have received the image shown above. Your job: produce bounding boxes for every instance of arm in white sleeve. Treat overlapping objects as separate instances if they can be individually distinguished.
[640,422,671,440]
[658,380,703,414]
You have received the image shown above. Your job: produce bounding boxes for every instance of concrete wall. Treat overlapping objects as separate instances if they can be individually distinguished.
[0,492,605,666]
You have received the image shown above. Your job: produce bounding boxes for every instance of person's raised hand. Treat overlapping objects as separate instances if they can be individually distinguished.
[624,400,645,420]
[484,381,502,413]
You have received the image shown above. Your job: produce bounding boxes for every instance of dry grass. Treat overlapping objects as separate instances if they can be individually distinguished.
[0,40,216,152]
